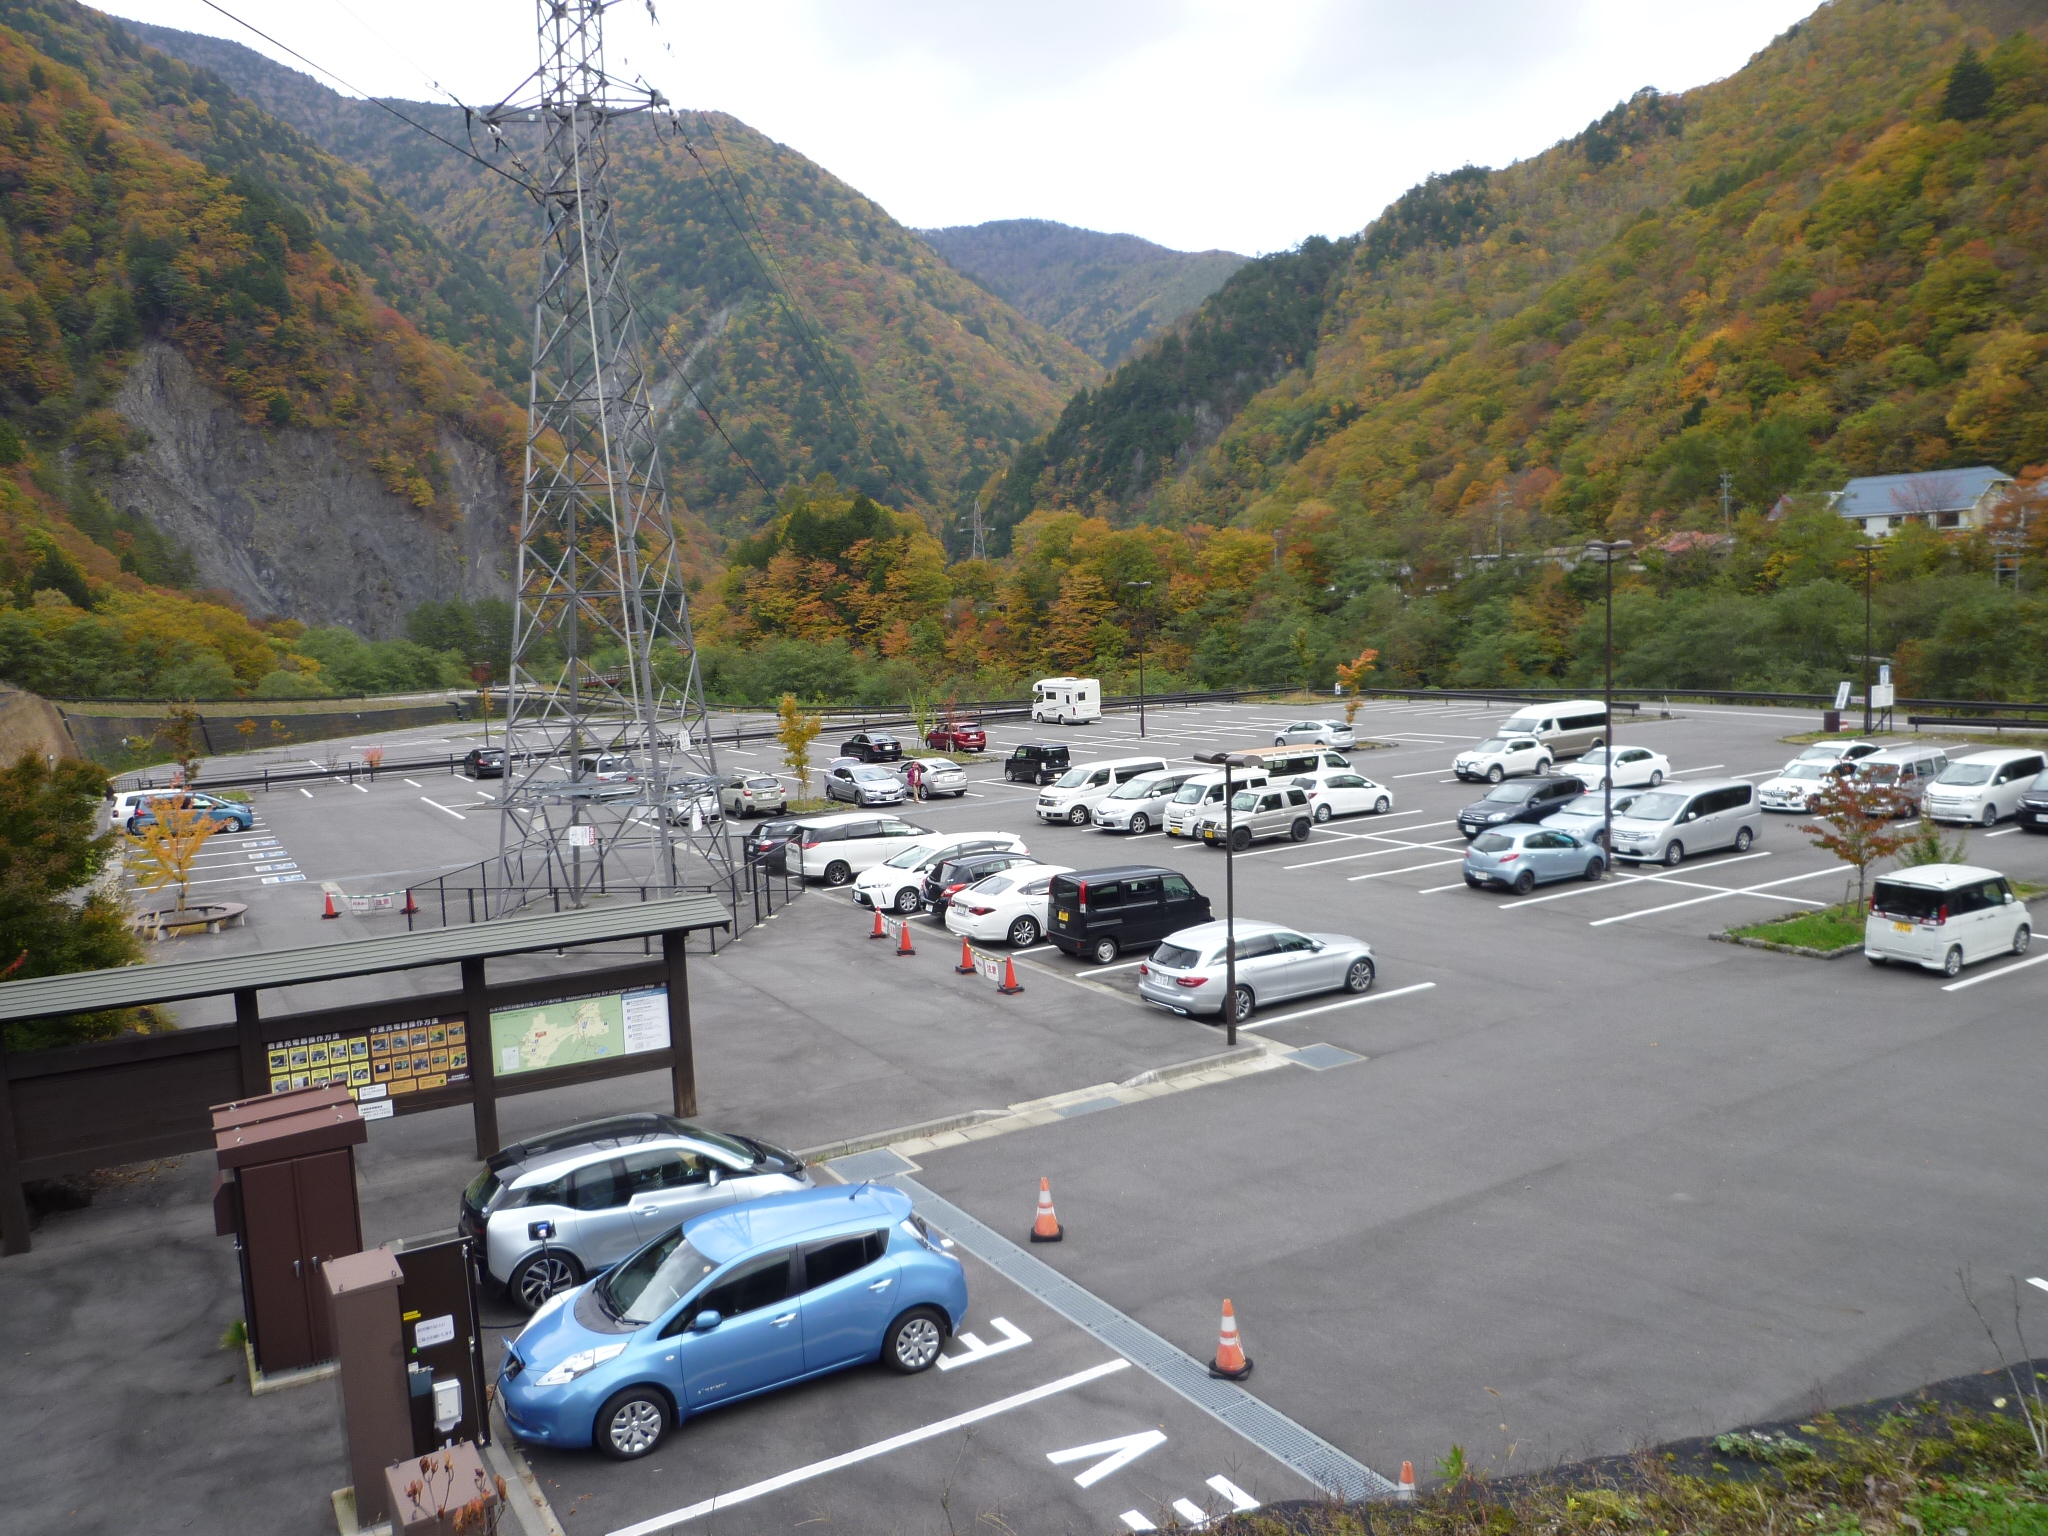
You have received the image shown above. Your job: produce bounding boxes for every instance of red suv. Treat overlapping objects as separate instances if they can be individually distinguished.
[927,719,986,753]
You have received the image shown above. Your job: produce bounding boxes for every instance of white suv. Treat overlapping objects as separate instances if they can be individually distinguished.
[1453,735,1552,784]
[1035,756,1168,826]
[783,812,934,885]
[852,832,1031,913]
[1922,749,2047,826]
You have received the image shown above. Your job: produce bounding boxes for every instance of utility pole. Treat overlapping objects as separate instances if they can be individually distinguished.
[1583,539,1632,861]
[1855,544,1880,734]
[1719,472,1734,541]
[480,1,725,914]
[1121,580,1152,738]
[1194,751,1255,1047]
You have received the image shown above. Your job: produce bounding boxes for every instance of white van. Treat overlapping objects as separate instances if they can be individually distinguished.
[1032,677,1102,725]
[1921,749,2047,826]
[1865,865,2030,976]
[1605,778,1761,866]
[782,810,935,886]
[1498,700,1611,759]
[1035,755,1168,825]
[1163,768,1272,838]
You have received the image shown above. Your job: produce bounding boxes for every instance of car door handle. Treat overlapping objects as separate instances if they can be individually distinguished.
[771,1312,797,1327]
[868,1277,894,1292]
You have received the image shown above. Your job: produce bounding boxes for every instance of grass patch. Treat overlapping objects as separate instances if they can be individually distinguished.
[1729,902,1864,951]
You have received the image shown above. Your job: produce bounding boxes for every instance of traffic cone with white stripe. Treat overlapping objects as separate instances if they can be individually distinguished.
[895,918,916,956]
[1029,1177,1062,1243]
[1396,1462,1416,1501]
[1208,1298,1252,1380]
[868,906,887,940]
[956,936,976,975]
[320,889,339,920]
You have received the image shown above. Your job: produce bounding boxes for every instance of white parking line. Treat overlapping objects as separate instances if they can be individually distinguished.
[1089,958,1149,973]
[1588,865,1840,925]
[1941,951,2048,991]
[420,797,466,820]
[607,1360,1132,1534]
[1667,764,1727,776]
[1242,981,1437,1029]
[403,778,422,788]
[298,788,314,799]
[1348,858,1464,882]
[1502,854,1778,909]
[349,782,369,793]
[1392,769,1447,779]
[1985,828,2018,838]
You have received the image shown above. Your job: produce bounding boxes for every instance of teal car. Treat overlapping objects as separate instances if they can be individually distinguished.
[126,792,253,835]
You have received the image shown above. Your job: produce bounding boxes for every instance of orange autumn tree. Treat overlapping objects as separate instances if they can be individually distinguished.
[1335,649,1380,727]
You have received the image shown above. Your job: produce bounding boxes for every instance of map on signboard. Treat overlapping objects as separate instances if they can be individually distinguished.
[490,986,669,1077]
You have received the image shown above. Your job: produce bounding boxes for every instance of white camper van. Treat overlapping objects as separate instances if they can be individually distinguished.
[1032,676,1101,725]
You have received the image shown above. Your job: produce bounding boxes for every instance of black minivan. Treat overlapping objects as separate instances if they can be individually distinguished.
[1048,865,1212,964]
[1005,742,1072,785]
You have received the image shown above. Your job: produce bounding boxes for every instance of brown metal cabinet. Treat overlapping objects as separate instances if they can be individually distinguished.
[212,1085,366,1375]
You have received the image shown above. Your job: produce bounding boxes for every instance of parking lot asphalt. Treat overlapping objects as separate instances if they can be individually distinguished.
[22,699,2048,1536]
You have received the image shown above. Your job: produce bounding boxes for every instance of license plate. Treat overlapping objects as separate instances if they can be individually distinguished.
[1057,911,1070,923]
[1892,921,1912,933]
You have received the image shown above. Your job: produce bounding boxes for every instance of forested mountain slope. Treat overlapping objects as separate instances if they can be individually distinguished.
[920,219,1244,368]
[129,21,1103,541]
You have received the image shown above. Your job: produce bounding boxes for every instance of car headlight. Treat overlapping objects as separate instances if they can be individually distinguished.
[533,1342,628,1386]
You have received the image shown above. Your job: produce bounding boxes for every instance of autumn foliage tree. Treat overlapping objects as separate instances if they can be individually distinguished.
[775,692,823,799]
[1801,773,1915,911]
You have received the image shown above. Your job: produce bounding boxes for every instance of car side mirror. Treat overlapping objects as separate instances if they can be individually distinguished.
[707,1167,721,1187]
[690,1309,723,1332]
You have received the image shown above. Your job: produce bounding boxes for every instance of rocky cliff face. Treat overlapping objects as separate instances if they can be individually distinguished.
[103,344,513,636]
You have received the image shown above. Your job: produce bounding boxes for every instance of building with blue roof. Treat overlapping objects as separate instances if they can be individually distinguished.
[1830,466,2012,537]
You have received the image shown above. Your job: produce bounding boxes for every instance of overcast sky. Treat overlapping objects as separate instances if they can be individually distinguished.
[104,1,1822,254]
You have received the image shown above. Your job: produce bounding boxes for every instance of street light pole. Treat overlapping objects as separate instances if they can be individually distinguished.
[1855,544,1879,734]
[1122,580,1153,739]
[1582,539,1632,863]
[1194,749,1254,1047]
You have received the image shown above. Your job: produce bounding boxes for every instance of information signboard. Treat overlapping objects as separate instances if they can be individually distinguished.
[488,985,670,1078]
[268,1015,469,1114]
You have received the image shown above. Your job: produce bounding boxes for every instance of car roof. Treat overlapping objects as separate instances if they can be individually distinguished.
[1162,919,1290,946]
[979,860,1070,879]
[789,810,894,828]
[490,1112,700,1172]
[1952,747,2041,762]
[1862,745,1944,763]
[1053,864,1187,881]
[1875,864,2008,889]
[684,1184,910,1263]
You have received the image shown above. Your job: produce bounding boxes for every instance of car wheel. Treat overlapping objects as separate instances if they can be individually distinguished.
[883,1307,947,1374]
[1274,737,1286,746]
[1487,765,1505,784]
[511,1249,584,1310]
[1068,806,1090,826]
[1129,813,1149,835]
[1344,957,1375,993]
[1980,804,1999,827]
[1291,819,1311,842]
[1230,826,1253,852]
[1008,915,1039,947]
[1662,842,1684,868]
[2015,925,2032,957]
[1512,868,1536,895]
[1649,770,1664,786]
[894,887,921,915]
[1374,796,1391,815]
[1734,827,1754,852]
[1231,985,1255,1022]
[1314,803,1332,823]
[1943,945,1964,978]
[1090,937,1119,964]
[824,861,852,887]
[1584,856,1605,881]
[595,1387,670,1460]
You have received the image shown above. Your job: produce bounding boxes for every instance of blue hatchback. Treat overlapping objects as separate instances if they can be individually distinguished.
[1463,825,1605,893]
[498,1184,968,1459]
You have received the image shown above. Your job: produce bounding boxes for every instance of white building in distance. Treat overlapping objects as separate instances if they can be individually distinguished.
[1831,466,2012,537]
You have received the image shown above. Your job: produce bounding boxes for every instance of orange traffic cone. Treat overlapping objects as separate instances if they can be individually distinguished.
[1208,1298,1252,1380]
[1396,1462,1416,1501]
[320,889,340,920]
[997,954,1024,994]
[868,906,887,940]
[401,888,419,916]
[955,936,976,975]
[895,918,916,956]
[1029,1177,1062,1243]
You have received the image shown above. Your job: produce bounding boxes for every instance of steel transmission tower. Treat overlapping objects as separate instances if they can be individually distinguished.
[480,2,725,915]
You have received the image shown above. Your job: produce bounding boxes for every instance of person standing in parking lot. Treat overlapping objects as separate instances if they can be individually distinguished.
[908,758,926,801]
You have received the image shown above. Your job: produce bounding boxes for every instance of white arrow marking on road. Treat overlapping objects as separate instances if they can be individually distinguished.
[937,1316,1031,1370]
[1048,1429,1167,1489]
[1120,1514,1159,1532]
[1172,1499,1212,1526]
[1207,1475,1259,1511]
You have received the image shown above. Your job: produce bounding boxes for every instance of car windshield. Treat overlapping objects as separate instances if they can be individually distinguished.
[1578,748,1611,766]
[1561,793,1627,816]
[1474,738,1512,753]
[746,777,778,790]
[1483,784,1534,803]
[1109,779,1158,800]
[854,767,894,781]
[600,1232,719,1326]
[971,875,1016,896]
[1471,833,1517,852]
[1172,782,1209,804]
[1052,766,1092,789]
[1231,791,1258,810]
[1937,763,1995,785]
[1783,763,1828,780]
[1798,745,1848,761]
[1858,764,1900,785]
[884,844,939,869]
[1150,942,1203,968]
[1626,791,1688,821]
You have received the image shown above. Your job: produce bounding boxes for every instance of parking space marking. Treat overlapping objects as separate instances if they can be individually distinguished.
[349,782,369,793]
[1941,951,2048,991]
[298,788,314,799]
[1349,858,1464,881]
[1588,865,1840,926]
[1503,859,1788,910]
[605,1359,1132,1534]
[1089,958,1150,973]
[1985,828,2018,838]
[1049,1429,1165,1486]
[1667,764,1727,776]
[937,1316,1032,1370]
[1242,981,1436,1029]
[403,778,423,787]
[1393,769,1448,779]
[421,797,467,820]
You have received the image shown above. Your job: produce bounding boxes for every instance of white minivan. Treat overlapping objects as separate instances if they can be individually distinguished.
[1921,749,2047,827]
[1605,779,1761,866]
[1035,756,1168,825]
[1093,768,1204,834]
[1164,769,1272,837]
[1032,676,1102,725]
[1497,700,1611,758]
[782,811,935,886]
[1865,865,2031,976]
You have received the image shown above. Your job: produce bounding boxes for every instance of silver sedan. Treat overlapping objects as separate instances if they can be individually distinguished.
[1136,919,1375,1024]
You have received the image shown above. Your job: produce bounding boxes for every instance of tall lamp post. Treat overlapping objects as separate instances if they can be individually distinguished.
[1582,539,1633,863]
[1192,750,1257,1047]
[1855,543,1880,734]
[1122,580,1153,738]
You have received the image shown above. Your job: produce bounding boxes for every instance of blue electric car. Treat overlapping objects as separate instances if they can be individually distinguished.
[498,1184,968,1459]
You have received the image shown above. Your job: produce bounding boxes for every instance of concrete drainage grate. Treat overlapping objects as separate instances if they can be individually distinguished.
[897,1176,1392,1501]
[1284,1043,1365,1072]
[826,1147,921,1181]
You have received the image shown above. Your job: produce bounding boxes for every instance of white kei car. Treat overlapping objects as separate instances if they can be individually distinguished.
[1758,760,1837,812]
[1453,735,1552,784]
[1291,770,1394,822]
[944,862,1073,949]
[853,832,1030,914]
[1567,746,1670,790]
